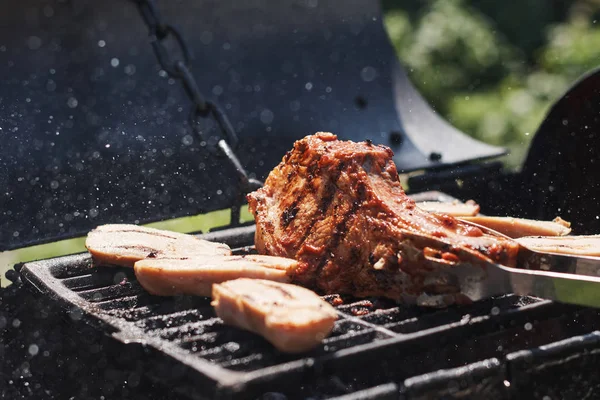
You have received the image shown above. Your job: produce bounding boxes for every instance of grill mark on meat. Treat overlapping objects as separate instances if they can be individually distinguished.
[281,200,300,228]
[368,253,376,265]
[294,163,345,253]
[242,294,259,303]
[285,170,296,187]
[305,161,319,193]
[96,228,180,240]
[280,155,320,210]
[356,181,367,202]
[349,247,361,266]
[105,245,158,254]
[314,183,364,277]
[256,281,296,299]
[283,149,293,162]
[296,141,308,154]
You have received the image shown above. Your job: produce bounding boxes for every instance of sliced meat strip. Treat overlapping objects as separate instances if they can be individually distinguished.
[134,255,296,296]
[211,278,338,353]
[459,216,571,238]
[516,235,600,256]
[416,200,480,217]
[85,224,231,267]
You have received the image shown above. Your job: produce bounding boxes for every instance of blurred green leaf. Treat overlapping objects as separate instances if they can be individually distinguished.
[383,0,600,171]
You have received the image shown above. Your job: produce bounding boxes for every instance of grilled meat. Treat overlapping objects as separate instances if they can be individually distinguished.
[211,278,338,353]
[459,216,571,238]
[516,235,600,256]
[247,132,521,304]
[134,254,296,296]
[416,200,480,217]
[86,224,231,267]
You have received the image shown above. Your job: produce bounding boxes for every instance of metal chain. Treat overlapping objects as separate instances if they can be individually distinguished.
[132,0,262,226]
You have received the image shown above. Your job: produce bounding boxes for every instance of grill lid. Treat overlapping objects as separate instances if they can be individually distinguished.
[0,0,506,251]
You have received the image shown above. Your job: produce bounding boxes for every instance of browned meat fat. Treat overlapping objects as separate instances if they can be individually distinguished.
[133,254,296,296]
[516,235,600,256]
[211,278,338,353]
[247,132,521,304]
[416,200,480,217]
[459,216,571,238]
[85,224,231,267]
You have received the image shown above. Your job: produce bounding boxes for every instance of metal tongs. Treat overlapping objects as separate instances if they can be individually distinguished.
[429,221,600,308]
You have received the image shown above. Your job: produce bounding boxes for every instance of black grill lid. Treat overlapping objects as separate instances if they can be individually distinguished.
[0,0,505,251]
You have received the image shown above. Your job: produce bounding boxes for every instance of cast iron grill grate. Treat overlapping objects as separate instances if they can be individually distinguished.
[18,223,600,399]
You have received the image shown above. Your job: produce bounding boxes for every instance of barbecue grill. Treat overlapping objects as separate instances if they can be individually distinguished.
[3,1,600,399]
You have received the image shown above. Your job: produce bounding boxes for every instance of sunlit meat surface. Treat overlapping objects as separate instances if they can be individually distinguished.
[516,235,600,256]
[134,254,296,296]
[459,216,571,238]
[211,278,338,353]
[85,224,231,267]
[416,200,480,217]
[247,132,521,305]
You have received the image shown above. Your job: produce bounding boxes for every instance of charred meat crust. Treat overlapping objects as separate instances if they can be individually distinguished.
[247,132,520,304]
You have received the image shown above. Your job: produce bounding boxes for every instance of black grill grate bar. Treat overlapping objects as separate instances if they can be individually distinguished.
[142,308,207,322]
[60,274,96,290]
[335,299,407,314]
[154,319,223,341]
[196,342,262,365]
[336,310,404,339]
[464,299,557,329]
[323,326,375,343]
[196,344,237,359]
[94,294,142,310]
[179,320,394,367]
[319,300,562,371]
[381,317,418,332]
[76,282,144,302]
[359,308,420,325]
[102,296,217,323]
[325,383,400,400]
[169,318,387,366]
[95,292,198,312]
[355,294,533,327]
[72,267,134,283]
[178,333,220,349]
[400,357,503,399]
[323,330,393,354]
[381,295,546,334]
[49,253,93,279]
[103,306,157,322]
[194,340,279,365]
[219,354,264,370]
[137,309,217,330]
[328,320,369,337]
[381,299,557,338]
[386,314,471,335]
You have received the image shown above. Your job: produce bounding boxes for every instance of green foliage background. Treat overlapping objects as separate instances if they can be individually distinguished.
[2,1,600,285]
[382,0,600,169]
